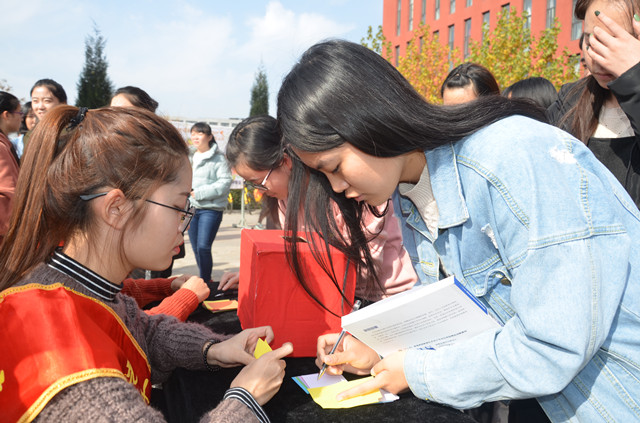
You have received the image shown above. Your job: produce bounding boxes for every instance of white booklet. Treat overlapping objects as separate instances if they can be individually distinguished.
[341,276,501,357]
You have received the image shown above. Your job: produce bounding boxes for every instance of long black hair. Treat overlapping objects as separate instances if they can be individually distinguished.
[277,39,546,295]
[558,0,639,143]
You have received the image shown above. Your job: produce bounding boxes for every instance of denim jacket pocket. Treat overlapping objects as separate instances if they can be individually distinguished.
[459,265,515,324]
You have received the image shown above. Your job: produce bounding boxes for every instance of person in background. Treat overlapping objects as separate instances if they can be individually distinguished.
[548,0,640,208]
[24,78,67,152]
[503,77,558,110]
[109,87,205,320]
[440,62,500,105]
[30,78,67,121]
[189,122,232,283]
[276,39,640,422]
[111,86,159,113]
[222,115,417,305]
[0,105,292,421]
[11,101,36,159]
[0,92,21,243]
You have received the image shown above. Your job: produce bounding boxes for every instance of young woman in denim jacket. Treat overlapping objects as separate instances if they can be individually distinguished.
[277,39,640,422]
[189,122,232,282]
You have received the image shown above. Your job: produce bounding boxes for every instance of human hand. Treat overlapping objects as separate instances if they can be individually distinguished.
[170,274,190,291]
[316,333,381,376]
[335,350,409,401]
[219,271,239,291]
[206,326,275,367]
[230,342,294,405]
[178,276,210,302]
[587,11,640,78]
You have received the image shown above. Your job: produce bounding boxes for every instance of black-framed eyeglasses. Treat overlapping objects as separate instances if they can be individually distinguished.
[245,168,273,191]
[79,192,195,234]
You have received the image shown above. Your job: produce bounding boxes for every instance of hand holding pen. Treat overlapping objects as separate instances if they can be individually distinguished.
[317,300,362,380]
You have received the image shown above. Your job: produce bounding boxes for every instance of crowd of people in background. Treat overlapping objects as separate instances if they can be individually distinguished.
[1,0,639,421]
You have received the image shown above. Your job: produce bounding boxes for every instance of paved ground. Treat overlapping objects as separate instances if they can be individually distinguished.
[172,209,261,281]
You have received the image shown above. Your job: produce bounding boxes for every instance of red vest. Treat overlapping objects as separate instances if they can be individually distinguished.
[0,283,151,422]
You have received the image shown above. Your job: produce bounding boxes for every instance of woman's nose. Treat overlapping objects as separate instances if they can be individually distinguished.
[327,174,348,194]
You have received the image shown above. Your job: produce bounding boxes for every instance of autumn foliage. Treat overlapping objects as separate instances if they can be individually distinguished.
[363,9,580,103]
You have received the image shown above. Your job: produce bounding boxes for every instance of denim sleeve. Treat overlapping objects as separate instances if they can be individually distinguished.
[404,231,631,409]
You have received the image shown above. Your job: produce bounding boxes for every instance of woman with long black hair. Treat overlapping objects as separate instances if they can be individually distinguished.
[277,39,640,422]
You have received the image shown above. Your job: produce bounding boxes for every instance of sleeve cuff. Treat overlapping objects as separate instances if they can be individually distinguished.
[404,348,436,402]
[144,289,199,321]
[223,387,270,423]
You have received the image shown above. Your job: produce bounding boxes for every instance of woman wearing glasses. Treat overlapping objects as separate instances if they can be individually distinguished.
[222,115,417,305]
[189,122,232,284]
[0,92,21,243]
[0,106,292,422]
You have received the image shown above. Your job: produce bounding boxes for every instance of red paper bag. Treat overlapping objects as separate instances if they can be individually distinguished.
[238,229,356,357]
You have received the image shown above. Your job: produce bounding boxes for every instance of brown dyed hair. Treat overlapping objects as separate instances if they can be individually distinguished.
[561,0,639,142]
[0,106,189,290]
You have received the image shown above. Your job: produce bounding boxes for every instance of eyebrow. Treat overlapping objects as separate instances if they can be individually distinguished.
[315,158,330,171]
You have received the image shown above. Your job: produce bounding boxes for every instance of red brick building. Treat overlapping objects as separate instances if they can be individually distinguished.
[383,0,582,66]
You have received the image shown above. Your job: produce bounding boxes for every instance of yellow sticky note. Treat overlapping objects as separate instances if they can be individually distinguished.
[254,338,272,359]
[308,376,382,409]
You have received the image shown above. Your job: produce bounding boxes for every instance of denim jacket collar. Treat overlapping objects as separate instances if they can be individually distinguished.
[426,143,469,229]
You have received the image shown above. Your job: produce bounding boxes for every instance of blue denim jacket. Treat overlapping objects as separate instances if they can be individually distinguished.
[396,116,640,422]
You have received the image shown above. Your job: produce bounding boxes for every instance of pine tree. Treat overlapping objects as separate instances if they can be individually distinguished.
[249,65,269,117]
[76,26,114,108]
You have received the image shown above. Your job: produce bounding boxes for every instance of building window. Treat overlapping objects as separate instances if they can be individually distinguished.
[482,11,490,41]
[546,0,556,28]
[419,36,424,52]
[467,0,472,6]
[397,0,402,36]
[395,45,400,66]
[571,0,582,40]
[434,29,440,39]
[450,0,456,15]
[409,0,414,30]
[421,0,426,23]
[464,18,471,58]
[523,0,532,29]
[435,0,441,20]
[448,24,455,50]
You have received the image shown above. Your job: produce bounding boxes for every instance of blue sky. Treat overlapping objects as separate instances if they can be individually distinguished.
[1,0,382,119]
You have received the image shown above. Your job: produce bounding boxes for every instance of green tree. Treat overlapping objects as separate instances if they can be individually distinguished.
[385,8,579,103]
[467,8,579,90]
[361,25,392,58]
[249,64,269,117]
[76,26,114,108]
[397,25,458,103]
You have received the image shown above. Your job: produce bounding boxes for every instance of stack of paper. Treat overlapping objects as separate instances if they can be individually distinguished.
[292,373,399,409]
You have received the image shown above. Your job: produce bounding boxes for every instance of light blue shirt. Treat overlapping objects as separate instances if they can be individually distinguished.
[190,144,232,210]
[396,116,640,422]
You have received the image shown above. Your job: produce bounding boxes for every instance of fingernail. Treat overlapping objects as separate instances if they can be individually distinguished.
[595,10,600,16]
[634,13,640,21]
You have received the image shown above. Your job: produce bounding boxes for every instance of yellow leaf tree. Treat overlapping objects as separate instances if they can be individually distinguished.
[362,9,579,102]
[467,8,579,90]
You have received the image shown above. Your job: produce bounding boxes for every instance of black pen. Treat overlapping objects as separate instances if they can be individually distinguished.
[317,299,362,380]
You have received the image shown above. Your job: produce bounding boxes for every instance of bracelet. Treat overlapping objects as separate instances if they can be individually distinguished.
[203,339,221,372]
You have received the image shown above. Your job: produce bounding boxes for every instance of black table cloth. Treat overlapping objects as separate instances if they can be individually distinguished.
[151,286,476,423]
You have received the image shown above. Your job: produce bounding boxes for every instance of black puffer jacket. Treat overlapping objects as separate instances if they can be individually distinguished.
[547,62,640,209]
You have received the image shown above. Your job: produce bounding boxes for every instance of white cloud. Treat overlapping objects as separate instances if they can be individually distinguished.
[1,0,371,119]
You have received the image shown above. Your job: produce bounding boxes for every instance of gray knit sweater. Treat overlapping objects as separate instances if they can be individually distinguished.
[17,263,261,423]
